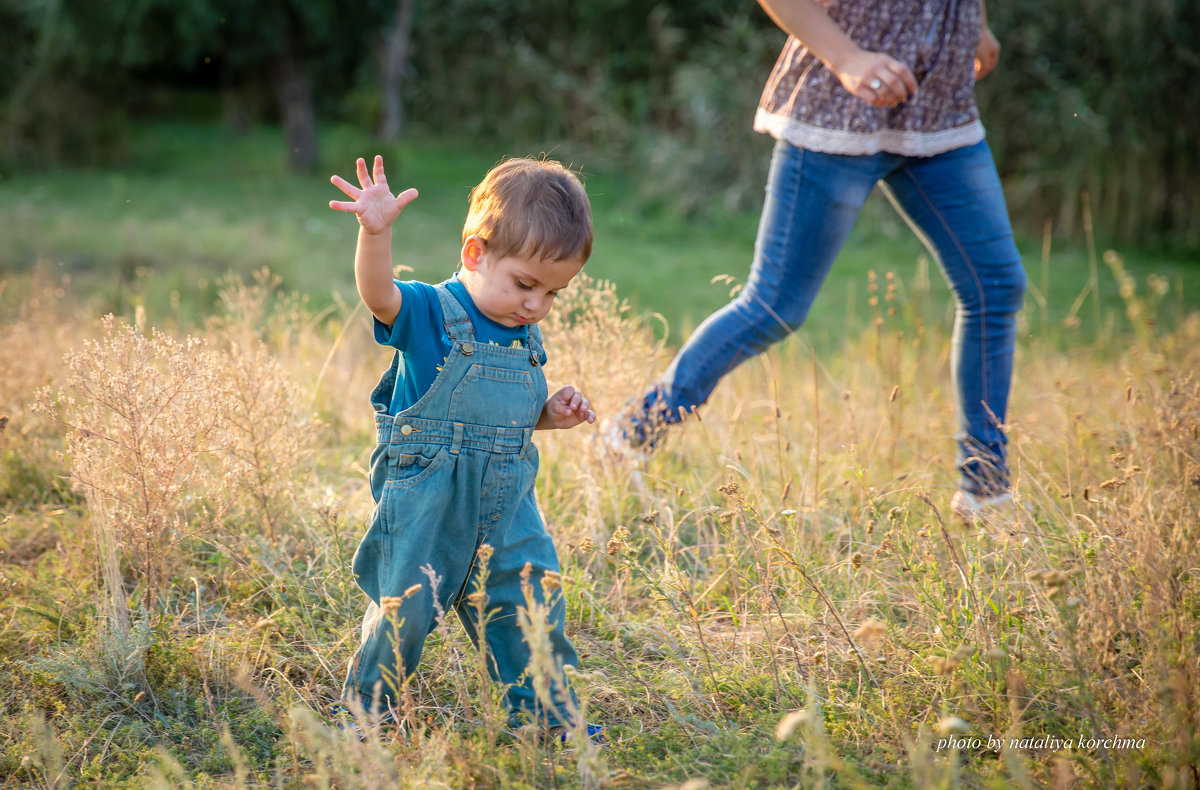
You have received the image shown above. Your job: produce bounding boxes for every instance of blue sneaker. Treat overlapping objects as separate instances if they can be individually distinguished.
[550,723,605,746]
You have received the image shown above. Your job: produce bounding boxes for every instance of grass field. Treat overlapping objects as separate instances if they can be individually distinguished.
[1,123,1199,788]
[1,121,1196,345]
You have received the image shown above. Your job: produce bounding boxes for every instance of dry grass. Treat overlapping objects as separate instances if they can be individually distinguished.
[2,262,1198,788]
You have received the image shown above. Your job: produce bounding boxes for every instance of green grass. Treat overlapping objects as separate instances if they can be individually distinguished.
[1,120,1195,348]
[2,119,1199,788]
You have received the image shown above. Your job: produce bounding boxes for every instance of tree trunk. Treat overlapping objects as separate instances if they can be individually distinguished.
[377,0,416,142]
[276,14,319,170]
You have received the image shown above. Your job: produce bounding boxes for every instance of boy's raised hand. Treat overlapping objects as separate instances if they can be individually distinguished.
[537,385,597,431]
[329,155,419,235]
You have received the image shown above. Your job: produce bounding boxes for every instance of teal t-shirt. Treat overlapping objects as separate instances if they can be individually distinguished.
[374,274,548,416]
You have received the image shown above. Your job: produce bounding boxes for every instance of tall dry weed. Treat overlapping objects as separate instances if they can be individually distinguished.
[538,273,671,542]
[211,340,314,541]
[34,315,230,610]
[34,292,322,614]
[0,264,78,506]
[1053,318,1200,785]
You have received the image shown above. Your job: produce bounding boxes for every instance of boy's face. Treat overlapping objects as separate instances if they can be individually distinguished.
[460,236,585,327]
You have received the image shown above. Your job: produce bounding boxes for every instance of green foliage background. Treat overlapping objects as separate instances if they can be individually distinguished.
[2,0,1197,247]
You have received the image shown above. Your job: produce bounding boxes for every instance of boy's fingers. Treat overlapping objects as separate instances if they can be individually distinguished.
[373,155,387,185]
[395,187,420,210]
[329,200,357,212]
[356,157,372,188]
[330,175,361,198]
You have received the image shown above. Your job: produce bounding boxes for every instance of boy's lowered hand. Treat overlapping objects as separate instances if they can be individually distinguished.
[537,386,597,431]
[329,155,419,235]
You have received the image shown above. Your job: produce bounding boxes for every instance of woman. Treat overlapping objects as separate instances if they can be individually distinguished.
[613,0,1027,519]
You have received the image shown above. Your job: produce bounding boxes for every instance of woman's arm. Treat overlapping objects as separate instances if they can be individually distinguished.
[756,0,918,107]
[975,1,1000,79]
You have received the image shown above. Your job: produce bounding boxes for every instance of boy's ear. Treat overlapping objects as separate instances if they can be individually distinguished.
[461,235,487,271]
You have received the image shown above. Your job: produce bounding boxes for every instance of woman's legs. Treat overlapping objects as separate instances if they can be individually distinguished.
[626,139,879,445]
[881,140,1027,496]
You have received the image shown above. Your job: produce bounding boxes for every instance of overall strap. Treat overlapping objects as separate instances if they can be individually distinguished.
[434,283,475,343]
[526,322,546,366]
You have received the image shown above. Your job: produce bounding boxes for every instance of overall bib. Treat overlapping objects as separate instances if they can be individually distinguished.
[344,285,579,725]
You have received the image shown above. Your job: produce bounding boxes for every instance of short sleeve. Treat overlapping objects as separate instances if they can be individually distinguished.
[373,280,436,350]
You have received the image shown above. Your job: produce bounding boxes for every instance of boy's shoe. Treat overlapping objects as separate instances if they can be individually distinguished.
[549,723,606,746]
[507,722,606,747]
[950,489,1016,529]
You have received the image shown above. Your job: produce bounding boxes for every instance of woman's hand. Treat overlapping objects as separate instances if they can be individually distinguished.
[329,155,419,236]
[974,24,1000,79]
[537,386,597,430]
[833,48,919,108]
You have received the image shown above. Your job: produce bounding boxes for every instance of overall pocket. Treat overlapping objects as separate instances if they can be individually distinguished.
[378,445,455,538]
[448,364,539,428]
[385,445,451,488]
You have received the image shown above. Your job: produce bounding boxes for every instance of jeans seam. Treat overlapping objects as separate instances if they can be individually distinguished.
[895,167,991,429]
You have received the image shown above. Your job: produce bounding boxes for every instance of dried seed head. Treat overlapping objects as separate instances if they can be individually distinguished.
[381,596,404,616]
[776,709,813,741]
[852,618,885,644]
[541,570,562,595]
[1006,668,1028,698]
[466,591,487,608]
[477,543,495,563]
[887,506,904,523]
[578,536,596,553]
[850,552,864,569]
[613,526,631,543]
[1040,570,1069,591]
[932,655,960,675]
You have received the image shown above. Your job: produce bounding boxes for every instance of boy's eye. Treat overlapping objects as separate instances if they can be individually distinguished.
[516,280,533,290]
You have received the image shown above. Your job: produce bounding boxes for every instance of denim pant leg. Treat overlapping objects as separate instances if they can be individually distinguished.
[344,450,479,711]
[880,140,1027,496]
[633,140,878,440]
[456,465,579,728]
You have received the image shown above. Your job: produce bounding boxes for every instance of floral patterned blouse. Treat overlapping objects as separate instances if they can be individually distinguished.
[754,0,985,157]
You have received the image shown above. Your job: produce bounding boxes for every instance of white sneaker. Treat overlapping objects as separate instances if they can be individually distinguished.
[597,416,650,465]
[950,489,1016,530]
[595,418,648,492]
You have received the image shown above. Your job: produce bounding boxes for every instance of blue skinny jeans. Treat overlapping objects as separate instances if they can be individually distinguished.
[636,138,1027,496]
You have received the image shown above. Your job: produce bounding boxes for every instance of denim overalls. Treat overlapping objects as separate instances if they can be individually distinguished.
[344,284,579,726]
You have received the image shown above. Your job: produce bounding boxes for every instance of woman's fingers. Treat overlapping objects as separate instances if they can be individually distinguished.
[872,62,918,106]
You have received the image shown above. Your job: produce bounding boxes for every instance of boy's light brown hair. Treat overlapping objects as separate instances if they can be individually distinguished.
[463,157,593,264]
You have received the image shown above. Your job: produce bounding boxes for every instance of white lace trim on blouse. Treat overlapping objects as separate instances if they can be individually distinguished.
[755,108,985,158]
